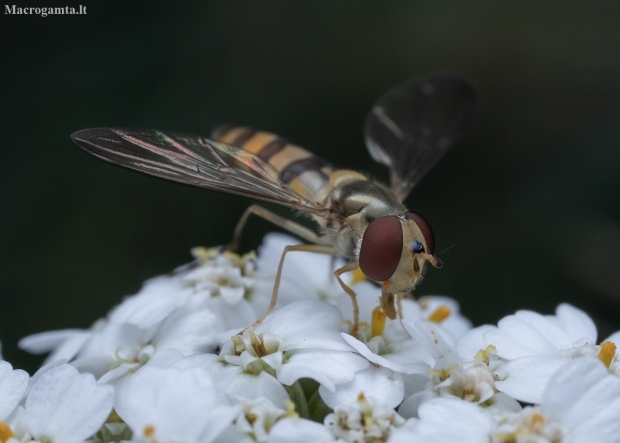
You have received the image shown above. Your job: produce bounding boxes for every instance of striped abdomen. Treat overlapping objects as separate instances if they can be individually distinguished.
[211,125,334,201]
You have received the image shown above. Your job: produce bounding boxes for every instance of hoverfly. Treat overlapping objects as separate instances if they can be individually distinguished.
[71,74,476,337]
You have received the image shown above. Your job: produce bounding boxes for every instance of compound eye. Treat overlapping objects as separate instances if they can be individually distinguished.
[359,216,403,281]
[405,212,435,254]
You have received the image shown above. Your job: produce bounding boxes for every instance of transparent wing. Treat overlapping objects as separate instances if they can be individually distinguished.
[71,128,331,216]
[364,74,477,201]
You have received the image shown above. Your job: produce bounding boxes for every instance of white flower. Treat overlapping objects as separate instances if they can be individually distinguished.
[459,304,618,403]
[324,392,406,443]
[6,364,114,443]
[493,357,620,442]
[332,289,429,410]
[320,365,405,410]
[339,289,432,374]
[110,247,259,331]
[214,397,286,443]
[399,321,519,419]
[116,365,238,443]
[178,300,368,409]
[19,248,261,370]
[0,361,29,422]
[392,357,620,443]
[73,296,217,384]
[332,291,470,412]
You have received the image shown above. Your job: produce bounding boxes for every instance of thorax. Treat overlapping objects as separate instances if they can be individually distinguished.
[314,170,406,258]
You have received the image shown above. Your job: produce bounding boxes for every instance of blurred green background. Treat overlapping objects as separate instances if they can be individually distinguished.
[2,1,620,374]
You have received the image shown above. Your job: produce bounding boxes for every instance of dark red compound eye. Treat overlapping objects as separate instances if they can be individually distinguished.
[359,216,403,281]
[406,212,435,254]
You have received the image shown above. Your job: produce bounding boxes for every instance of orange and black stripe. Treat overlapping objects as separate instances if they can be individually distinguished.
[211,125,333,199]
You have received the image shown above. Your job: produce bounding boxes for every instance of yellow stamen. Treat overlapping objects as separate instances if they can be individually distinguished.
[191,246,218,263]
[357,392,373,431]
[371,306,387,338]
[529,412,545,430]
[429,364,459,382]
[143,425,155,437]
[284,401,299,418]
[249,331,267,357]
[232,335,246,355]
[0,422,15,442]
[599,341,617,368]
[428,305,451,323]
[245,412,258,425]
[475,345,498,365]
[350,267,367,285]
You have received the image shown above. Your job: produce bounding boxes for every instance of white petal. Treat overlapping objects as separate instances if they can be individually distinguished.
[174,354,290,409]
[398,390,437,419]
[403,321,460,370]
[554,304,597,344]
[403,373,431,397]
[320,366,404,409]
[419,295,473,341]
[71,355,115,380]
[284,329,354,352]
[603,330,620,345]
[23,361,66,398]
[570,386,620,443]
[277,349,368,391]
[495,355,569,403]
[269,417,335,443]
[110,277,195,328]
[542,357,620,443]
[265,300,342,337]
[18,329,88,356]
[485,311,569,359]
[116,365,236,443]
[483,392,522,415]
[208,296,259,331]
[342,333,429,374]
[256,233,348,306]
[153,296,222,355]
[0,361,29,421]
[412,397,492,443]
[78,322,153,359]
[457,325,495,362]
[220,287,245,305]
[26,364,114,443]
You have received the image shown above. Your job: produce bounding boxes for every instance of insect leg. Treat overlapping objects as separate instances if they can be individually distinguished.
[334,262,361,338]
[227,204,322,252]
[240,244,336,334]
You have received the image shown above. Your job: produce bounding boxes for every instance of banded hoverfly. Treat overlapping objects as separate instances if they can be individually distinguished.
[71,74,477,336]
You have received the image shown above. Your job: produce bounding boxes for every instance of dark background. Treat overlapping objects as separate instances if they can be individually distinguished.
[2,1,620,374]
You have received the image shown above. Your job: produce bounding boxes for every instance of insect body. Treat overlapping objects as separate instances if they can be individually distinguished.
[71,74,477,335]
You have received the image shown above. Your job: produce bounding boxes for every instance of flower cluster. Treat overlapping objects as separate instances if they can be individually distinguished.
[2,233,619,443]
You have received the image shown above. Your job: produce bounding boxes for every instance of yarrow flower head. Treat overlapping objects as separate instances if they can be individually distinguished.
[324,392,407,443]
[458,303,620,403]
[398,321,519,419]
[0,363,113,443]
[6,233,620,443]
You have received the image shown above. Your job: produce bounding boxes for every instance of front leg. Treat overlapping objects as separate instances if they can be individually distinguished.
[334,262,361,338]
